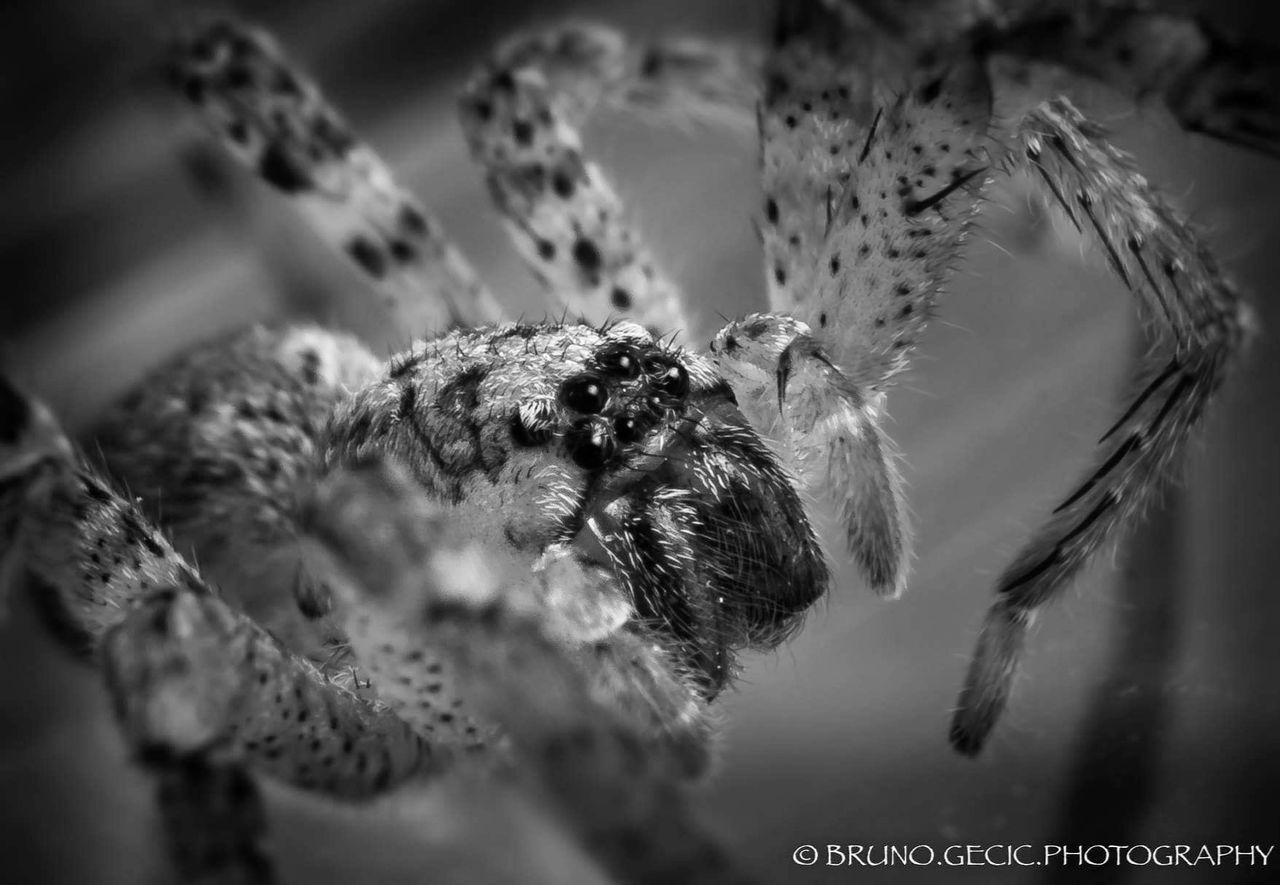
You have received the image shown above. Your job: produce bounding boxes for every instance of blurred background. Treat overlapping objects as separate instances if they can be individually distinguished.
[1,1,1278,883]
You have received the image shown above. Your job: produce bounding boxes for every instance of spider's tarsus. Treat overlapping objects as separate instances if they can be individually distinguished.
[950,602,1028,757]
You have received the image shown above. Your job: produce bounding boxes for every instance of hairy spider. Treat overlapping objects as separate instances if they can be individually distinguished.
[1,0,1271,882]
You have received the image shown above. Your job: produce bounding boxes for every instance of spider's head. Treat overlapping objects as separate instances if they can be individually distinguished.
[325,321,828,694]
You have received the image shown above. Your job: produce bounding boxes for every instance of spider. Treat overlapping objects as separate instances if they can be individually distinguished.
[0,0,1271,882]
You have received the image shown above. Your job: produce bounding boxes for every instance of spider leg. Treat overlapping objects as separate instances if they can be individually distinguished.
[145,755,272,885]
[103,591,278,885]
[761,29,993,390]
[95,323,504,750]
[988,1,1280,158]
[727,16,989,591]
[167,16,503,331]
[711,314,911,596]
[458,22,760,334]
[300,458,755,885]
[94,325,381,656]
[949,98,1254,755]
[299,459,714,777]
[2,376,436,799]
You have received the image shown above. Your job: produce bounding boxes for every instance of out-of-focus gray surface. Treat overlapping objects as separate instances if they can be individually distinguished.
[1,1,1278,883]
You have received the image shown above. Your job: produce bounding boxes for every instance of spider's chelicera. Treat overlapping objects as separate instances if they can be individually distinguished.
[1,2,1270,883]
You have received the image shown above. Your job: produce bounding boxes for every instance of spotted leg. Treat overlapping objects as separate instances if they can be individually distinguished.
[949,98,1253,755]
[708,15,992,593]
[760,17,993,389]
[988,1,1280,157]
[93,324,383,660]
[458,21,761,334]
[167,16,503,332]
[2,375,435,797]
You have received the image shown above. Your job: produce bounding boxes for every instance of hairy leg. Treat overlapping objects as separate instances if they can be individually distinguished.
[950,98,1253,755]
[698,8,993,596]
[988,1,1280,157]
[459,21,760,335]
[3,376,434,798]
[93,324,380,657]
[167,16,503,331]
[300,457,714,777]
[761,8,992,389]
[302,457,755,885]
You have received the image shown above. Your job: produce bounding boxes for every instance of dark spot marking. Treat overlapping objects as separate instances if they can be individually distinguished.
[552,170,576,199]
[346,238,387,279]
[572,238,602,273]
[258,143,312,193]
[765,198,779,224]
[401,206,427,235]
[389,240,417,263]
[918,77,943,104]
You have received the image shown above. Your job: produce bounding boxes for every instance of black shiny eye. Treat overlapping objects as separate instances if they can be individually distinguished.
[595,343,642,379]
[642,355,689,401]
[640,393,668,419]
[559,373,609,414]
[612,413,649,445]
[566,417,616,470]
[510,406,553,447]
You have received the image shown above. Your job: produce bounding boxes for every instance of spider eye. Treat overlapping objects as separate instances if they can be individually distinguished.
[594,343,642,379]
[642,355,689,402]
[510,400,555,447]
[566,417,616,469]
[612,412,649,445]
[559,373,609,414]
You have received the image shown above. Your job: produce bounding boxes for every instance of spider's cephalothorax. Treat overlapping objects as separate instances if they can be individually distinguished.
[2,1,1274,883]
[323,321,828,695]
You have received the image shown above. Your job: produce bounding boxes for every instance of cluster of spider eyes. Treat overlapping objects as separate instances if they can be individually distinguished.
[511,343,691,470]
